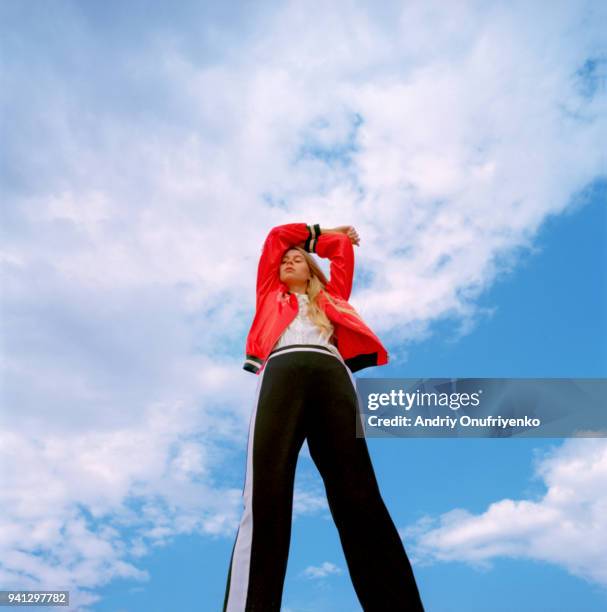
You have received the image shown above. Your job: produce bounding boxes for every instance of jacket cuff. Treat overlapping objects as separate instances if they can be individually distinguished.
[304,223,321,253]
[243,354,263,374]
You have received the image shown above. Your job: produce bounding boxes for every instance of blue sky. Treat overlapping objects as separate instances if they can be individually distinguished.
[1,1,606,611]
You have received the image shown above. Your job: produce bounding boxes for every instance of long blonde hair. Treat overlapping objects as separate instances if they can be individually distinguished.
[283,246,364,341]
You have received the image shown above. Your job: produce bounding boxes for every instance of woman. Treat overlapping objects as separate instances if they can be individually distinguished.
[223,223,425,611]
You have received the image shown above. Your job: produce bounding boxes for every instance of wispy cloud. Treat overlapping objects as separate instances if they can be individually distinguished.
[294,485,330,517]
[405,439,607,586]
[301,561,343,579]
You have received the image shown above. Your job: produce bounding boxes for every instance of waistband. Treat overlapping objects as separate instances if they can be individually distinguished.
[267,344,344,364]
[264,344,356,391]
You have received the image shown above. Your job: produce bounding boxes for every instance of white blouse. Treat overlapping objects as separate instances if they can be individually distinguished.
[273,292,341,358]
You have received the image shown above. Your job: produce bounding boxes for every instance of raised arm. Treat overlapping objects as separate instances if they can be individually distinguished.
[314,227,357,301]
[256,223,321,305]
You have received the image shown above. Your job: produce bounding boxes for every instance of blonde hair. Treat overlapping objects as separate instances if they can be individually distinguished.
[282,246,364,342]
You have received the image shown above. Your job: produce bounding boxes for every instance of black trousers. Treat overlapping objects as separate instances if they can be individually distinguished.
[223,345,425,611]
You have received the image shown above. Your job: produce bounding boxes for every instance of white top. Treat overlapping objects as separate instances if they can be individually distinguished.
[273,292,341,358]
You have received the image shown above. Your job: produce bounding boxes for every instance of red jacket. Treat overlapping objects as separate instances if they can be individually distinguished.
[243,223,389,375]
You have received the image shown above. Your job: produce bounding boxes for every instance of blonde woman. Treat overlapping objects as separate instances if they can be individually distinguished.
[223,223,425,611]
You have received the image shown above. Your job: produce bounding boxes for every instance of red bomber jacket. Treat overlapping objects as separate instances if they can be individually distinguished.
[243,222,389,375]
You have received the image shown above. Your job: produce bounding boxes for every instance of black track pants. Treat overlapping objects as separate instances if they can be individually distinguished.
[223,345,425,612]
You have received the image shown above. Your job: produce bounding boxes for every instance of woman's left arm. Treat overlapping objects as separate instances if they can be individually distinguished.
[314,226,359,301]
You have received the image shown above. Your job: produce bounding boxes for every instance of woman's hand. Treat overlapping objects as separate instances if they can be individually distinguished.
[322,226,360,246]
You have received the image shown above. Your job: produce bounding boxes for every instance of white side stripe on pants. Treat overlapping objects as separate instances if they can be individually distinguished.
[225,362,268,612]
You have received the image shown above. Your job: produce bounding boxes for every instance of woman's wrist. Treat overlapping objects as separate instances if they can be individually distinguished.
[321,225,360,246]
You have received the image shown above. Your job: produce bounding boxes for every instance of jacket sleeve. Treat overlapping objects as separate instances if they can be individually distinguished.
[314,232,354,300]
[256,223,321,307]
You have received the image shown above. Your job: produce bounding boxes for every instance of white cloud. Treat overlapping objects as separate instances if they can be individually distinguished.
[301,561,343,579]
[404,439,607,586]
[293,484,330,517]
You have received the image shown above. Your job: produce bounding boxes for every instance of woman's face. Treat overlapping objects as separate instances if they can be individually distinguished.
[279,249,311,289]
